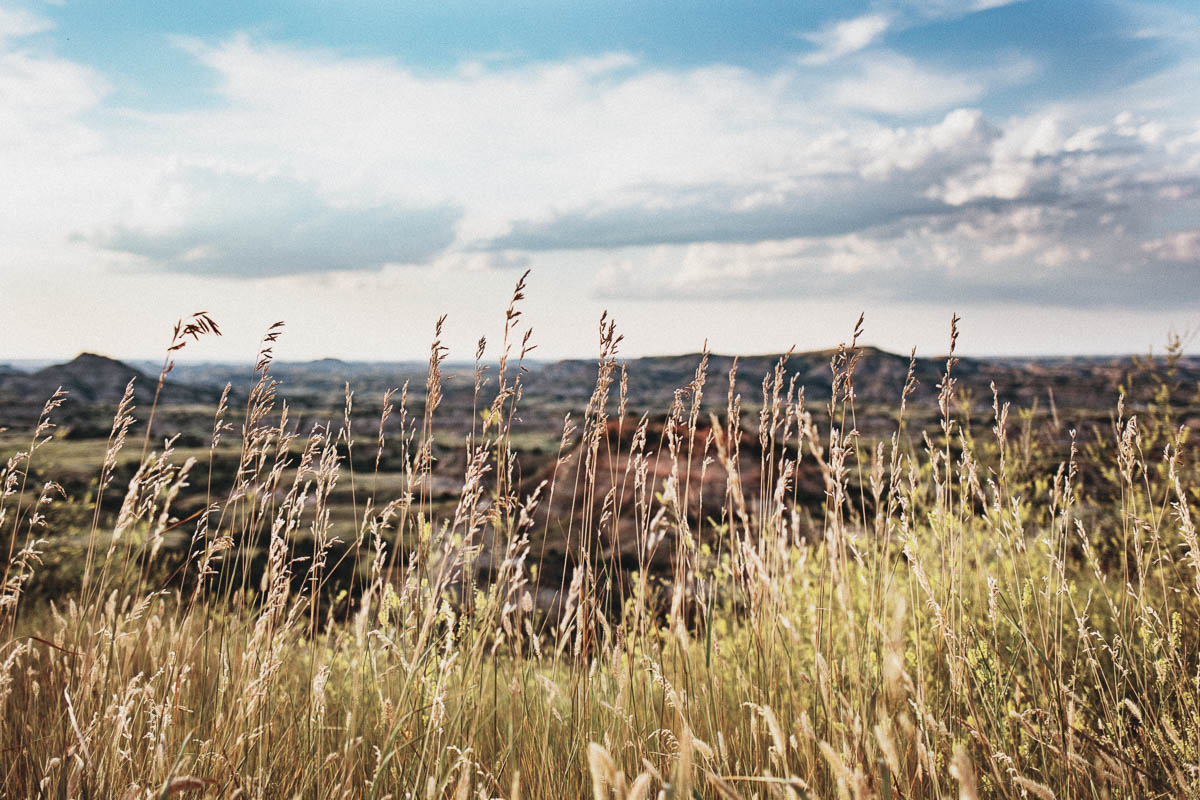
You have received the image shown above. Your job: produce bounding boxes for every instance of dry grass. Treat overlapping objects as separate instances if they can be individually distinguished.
[2,287,1199,799]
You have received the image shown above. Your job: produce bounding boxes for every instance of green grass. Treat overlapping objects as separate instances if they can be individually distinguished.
[2,298,1199,799]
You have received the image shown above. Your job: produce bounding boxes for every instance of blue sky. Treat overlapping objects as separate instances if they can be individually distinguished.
[25,1,1190,112]
[1,0,1198,361]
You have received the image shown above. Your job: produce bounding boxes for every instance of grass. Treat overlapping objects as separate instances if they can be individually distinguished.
[2,283,1199,798]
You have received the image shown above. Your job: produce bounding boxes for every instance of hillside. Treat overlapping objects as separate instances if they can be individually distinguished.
[4,348,1198,440]
[0,353,216,422]
[523,348,1200,423]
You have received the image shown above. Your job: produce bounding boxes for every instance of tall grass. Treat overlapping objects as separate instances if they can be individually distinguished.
[2,284,1198,798]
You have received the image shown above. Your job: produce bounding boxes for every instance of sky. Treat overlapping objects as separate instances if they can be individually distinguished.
[1,0,1199,363]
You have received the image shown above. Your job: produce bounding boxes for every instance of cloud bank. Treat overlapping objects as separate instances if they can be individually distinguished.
[488,107,1200,309]
[92,169,460,276]
[0,0,1196,355]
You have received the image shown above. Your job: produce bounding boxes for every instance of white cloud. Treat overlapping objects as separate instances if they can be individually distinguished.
[898,0,1026,18]
[797,1,1028,67]
[1143,230,1200,262]
[89,167,462,276]
[1,23,1199,361]
[800,13,892,65]
[9,29,1193,303]
[859,108,999,178]
[588,191,1195,310]
[0,17,106,151]
[0,8,114,278]
[582,105,1200,310]
[78,34,902,268]
[0,6,51,43]
[828,53,984,115]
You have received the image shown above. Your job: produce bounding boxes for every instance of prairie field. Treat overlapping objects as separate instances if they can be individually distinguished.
[3,291,1200,799]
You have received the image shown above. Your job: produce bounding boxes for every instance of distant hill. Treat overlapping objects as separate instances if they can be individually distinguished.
[521,348,1200,428]
[103,348,1200,420]
[5,348,1195,434]
[152,358,432,392]
[521,346,943,407]
[0,353,215,409]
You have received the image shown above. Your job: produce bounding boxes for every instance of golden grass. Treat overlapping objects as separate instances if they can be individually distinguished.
[2,285,1198,798]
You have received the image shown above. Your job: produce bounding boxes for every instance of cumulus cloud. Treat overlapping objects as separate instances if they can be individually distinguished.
[1143,230,1200,262]
[514,109,1200,309]
[488,108,1000,250]
[591,208,1200,310]
[2,19,1198,318]
[90,168,461,277]
[488,180,949,250]
[827,53,985,115]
